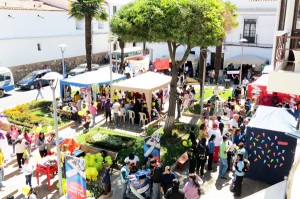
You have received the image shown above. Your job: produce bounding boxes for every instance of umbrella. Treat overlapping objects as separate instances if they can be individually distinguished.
[59,138,80,154]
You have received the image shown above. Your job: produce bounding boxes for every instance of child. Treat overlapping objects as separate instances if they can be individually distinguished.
[22,158,34,188]
[27,188,37,199]
[101,168,111,195]
[23,129,32,156]
[207,134,216,171]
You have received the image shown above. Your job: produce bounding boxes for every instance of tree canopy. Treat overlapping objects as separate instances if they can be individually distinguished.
[110,0,226,48]
[69,0,108,21]
[110,0,232,135]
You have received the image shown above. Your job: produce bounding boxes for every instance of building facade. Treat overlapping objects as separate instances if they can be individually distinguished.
[0,0,110,81]
[272,0,300,72]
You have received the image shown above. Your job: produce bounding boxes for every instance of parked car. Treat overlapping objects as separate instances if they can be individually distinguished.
[69,63,101,76]
[0,67,14,97]
[16,69,51,90]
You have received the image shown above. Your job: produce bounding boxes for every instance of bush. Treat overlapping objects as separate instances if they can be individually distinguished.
[84,128,136,150]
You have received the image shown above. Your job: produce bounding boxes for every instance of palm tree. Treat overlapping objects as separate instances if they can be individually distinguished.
[214,1,238,84]
[69,0,108,71]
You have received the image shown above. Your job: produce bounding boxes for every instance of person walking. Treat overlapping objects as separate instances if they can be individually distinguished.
[150,158,163,199]
[23,129,32,157]
[188,141,198,174]
[22,158,34,188]
[9,125,18,156]
[160,166,176,196]
[165,179,184,199]
[35,79,43,100]
[120,161,132,199]
[36,132,47,158]
[15,135,28,168]
[104,99,112,123]
[0,147,4,190]
[183,173,203,199]
[219,136,229,179]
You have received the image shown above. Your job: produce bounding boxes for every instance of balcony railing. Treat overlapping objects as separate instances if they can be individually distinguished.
[274,33,300,71]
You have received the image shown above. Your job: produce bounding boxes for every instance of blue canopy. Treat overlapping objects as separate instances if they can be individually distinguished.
[60,68,126,88]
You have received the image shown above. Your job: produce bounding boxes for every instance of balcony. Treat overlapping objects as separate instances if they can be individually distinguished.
[274,33,300,72]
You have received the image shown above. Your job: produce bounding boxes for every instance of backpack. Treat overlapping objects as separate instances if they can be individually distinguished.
[242,159,250,172]
[197,144,206,160]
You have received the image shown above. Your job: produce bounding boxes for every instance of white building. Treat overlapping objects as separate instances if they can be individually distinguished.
[272,0,300,72]
[0,0,111,81]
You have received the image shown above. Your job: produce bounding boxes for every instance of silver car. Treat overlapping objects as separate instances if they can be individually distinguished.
[69,63,100,76]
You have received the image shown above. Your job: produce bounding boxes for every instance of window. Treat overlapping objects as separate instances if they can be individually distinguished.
[76,20,84,30]
[294,0,300,30]
[133,42,136,47]
[113,43,117,51]
[37,43,41,51]
[98,21,104,29]
[243,19,257,43]
[278,0,288,30]
[113,6,117,14]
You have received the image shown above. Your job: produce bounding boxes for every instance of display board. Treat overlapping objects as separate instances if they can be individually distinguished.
[246,127,297,184]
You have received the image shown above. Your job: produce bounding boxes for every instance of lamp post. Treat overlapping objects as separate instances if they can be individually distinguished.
[239,38,247,85]
[58,44,67,78]
[42,72,63,196]
[200,49,210,119]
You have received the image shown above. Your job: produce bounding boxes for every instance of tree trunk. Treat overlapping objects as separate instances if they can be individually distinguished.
[215,43,222,84]
[119,38,125,72]
[163,63,179,136]
[164,43,192,136]
[143,42,146,51]
[85,15,92,71]
[199,49,205,104]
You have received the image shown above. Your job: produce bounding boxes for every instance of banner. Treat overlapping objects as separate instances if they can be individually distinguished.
[144,132,160,163]
[65,155,86,199]
[80,87,92,105]
[129,169,151,199]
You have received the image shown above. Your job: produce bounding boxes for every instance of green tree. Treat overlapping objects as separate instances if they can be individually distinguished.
[214,1,238,84]
[110,0,226,136]
[69,0,108,71]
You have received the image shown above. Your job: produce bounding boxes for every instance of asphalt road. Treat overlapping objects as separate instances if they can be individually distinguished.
[0,84,61,112]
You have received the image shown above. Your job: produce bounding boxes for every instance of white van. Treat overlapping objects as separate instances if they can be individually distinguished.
[0,67,14,97]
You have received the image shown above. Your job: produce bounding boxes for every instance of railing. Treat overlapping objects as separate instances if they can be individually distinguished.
[274,33,300,71]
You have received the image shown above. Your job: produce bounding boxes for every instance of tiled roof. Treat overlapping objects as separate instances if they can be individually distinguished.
[0,0,66,11]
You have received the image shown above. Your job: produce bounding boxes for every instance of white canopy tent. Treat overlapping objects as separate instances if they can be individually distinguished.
[111,72,172,118]
[225,54,267,66]
[268,71,300,95]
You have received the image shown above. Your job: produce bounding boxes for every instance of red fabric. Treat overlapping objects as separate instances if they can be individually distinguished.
[59,138,80,154]
[213,146,220,162]
[154,59,170,70]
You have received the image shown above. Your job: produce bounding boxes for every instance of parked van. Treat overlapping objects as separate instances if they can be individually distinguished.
[0,67,14,98]
[16,69,51,90]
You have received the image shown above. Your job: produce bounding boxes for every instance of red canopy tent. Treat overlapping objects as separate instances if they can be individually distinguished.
[248,74,297,106]
[154,59,171,71]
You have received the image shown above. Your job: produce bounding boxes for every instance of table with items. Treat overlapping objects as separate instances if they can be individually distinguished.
[36,155,58,190]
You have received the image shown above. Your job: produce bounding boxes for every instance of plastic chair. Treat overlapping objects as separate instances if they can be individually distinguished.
[119,108,126,122]
[128,110,135,124]
[139,112,149,126]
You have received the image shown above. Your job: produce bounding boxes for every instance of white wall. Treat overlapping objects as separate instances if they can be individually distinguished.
[0,9,109,67]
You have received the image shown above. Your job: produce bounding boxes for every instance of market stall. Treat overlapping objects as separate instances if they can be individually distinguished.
[110,72,171,118]
[60,67,126,102]
[245,106,298,184]
[248,74,299,106]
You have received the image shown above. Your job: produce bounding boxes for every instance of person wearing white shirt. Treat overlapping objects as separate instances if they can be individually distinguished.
[242,77,249,96]
[208,123,222,162]
[22,158,34,188]
[230,114,239,129]
[124,154,140,166]
[232,154,245,197]
[112,100,121,125]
